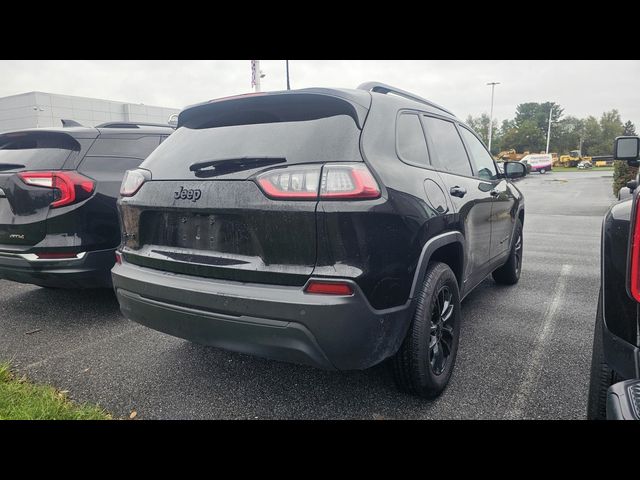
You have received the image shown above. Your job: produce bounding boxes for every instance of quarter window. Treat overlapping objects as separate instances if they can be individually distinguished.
[396,113,429,167]
[422,116,472,177]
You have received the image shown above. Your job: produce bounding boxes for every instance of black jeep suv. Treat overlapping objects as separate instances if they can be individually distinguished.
[587,136,640,419]
[0,122,173,289]
[112,83,526,397]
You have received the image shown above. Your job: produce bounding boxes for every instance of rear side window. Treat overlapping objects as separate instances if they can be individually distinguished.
[459,127,497,180]
[0,131,79,172]
[87,136,160,159]
[396,113,429,167]
[422,116,472,177]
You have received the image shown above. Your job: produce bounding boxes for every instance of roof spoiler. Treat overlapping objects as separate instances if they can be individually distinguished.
[61,119,84,127]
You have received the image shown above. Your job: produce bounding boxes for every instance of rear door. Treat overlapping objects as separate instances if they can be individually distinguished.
[421,115,494,282]
[120,93,368,286]
[457,125,515,259]
[0,131,80,249]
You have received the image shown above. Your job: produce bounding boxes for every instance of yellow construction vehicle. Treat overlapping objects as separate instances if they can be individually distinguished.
[558,150,592,168]
[495,149,530,162]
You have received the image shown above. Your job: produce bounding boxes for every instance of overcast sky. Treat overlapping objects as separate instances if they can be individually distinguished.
[2,60,639,127]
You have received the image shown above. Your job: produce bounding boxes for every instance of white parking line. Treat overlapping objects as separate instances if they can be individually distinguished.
[24,325,145,370]
[504,264,572,419]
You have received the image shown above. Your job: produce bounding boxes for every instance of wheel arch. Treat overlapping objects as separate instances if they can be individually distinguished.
[409,231,465,299]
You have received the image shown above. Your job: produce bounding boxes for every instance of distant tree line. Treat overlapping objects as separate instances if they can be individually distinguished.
[466,102,637,157]
[466,102,639,196]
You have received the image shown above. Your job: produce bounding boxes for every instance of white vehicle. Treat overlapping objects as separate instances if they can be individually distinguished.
[520,153,553,174]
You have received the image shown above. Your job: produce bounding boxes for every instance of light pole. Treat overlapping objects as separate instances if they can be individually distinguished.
[545,105,554,154]
[250,60,266,92]
[487,82,500,153]
[286,60,291,90]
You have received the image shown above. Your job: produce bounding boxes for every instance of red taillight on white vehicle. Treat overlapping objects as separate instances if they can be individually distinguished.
[628,195,640,302]
[256,164,380,200]
[120,169,150,197]
[18,171,95,208]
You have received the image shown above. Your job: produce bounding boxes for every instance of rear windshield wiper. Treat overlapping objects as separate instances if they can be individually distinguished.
[189,157,286,178]
[0,163,26,171]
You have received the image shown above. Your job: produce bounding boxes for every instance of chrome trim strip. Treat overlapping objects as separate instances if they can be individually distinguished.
[0,251,86,261]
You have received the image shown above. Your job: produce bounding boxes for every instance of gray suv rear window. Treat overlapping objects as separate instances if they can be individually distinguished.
[0,131,79,172]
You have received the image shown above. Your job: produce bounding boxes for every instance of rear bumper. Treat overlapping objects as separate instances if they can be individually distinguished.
[0,248,115,288]
[112,261,412,370]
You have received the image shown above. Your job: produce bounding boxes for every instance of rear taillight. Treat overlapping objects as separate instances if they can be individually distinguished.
[18,171,95,208]
[120,169,151,197]
[115,251,122,265]
[256,164,380,200]
[628,194,640,302]
[305,280,354,296]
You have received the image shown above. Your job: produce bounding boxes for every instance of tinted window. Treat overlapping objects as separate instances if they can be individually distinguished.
[87,136,160,159]
[459,127,497,180]
[143,115,362,180]
[0,131,79,171]
[423,117,472,177]
[396,113,429,166]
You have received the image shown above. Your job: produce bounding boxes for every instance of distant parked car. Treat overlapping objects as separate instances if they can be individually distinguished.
[577,161,593,169]
[0,121,174,288]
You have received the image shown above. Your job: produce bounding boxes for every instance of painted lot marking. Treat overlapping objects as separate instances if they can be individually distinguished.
[505,264,572,419]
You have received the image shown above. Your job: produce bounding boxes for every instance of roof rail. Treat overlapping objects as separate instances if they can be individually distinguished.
[95,121,175,129]
[357,82,455,116]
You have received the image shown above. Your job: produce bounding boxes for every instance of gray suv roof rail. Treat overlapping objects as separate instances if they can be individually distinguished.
[357,81,455,117]
[95,121,175,129]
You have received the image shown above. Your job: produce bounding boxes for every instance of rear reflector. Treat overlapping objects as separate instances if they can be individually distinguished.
[305,281,354,295]
[255,163,380,200]
[35,252,79,259]
[19,171,95,208]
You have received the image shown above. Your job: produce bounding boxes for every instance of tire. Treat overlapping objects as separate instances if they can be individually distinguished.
[587,290,620,420]
[492,219,523,285]
[392,262,461,398]
[539,168,546,174]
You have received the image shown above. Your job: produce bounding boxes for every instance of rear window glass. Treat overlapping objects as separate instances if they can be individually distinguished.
[143,115,363,179]
[86,136,160,159]
[0,132,79,172]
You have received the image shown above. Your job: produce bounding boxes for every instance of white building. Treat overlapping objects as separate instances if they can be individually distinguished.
[0,91,181,132]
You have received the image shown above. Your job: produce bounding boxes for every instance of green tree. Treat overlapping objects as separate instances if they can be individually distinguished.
[623,120,637,136]
[465,113,499,151]
[581,116,602,155]
[553,116,584,155]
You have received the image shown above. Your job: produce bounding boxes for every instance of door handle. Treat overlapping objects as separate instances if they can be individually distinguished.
[489,188,500,197]
[450,186,467,198]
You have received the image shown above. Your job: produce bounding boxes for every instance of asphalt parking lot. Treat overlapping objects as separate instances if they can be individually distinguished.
[0,170,617,419]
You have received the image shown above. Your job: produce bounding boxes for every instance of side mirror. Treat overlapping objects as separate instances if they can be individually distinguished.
[503,161,527,179]
[627,179,638,192]
[614,136,640,166]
